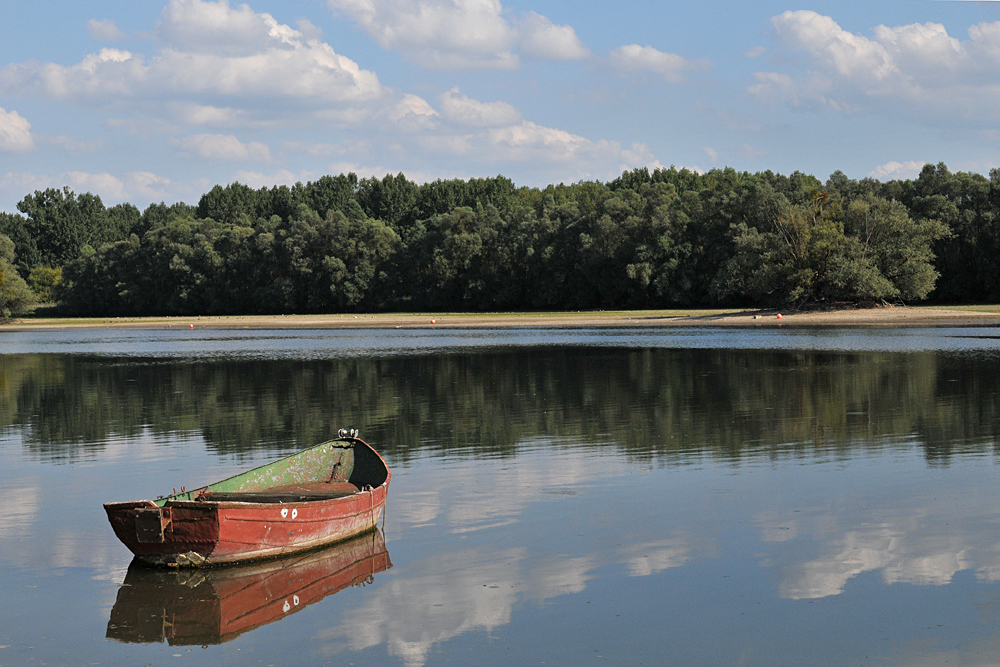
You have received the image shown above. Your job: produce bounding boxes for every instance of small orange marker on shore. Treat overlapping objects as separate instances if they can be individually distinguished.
[431,319,436,324]
[776,313,782,319]
[189,324,194,328]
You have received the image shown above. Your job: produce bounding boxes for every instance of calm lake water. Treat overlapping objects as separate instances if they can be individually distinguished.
[2,326,1000,666]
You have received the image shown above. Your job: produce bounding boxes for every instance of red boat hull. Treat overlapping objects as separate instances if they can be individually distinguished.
[104,437,390,566]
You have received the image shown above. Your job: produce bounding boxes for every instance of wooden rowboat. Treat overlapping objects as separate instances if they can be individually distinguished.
[104,432,390,567]
[107,528,391,645]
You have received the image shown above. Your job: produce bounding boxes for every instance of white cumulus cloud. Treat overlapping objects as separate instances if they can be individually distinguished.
[158,0,302,56]
[87,19,127,41]
[516,11,588,61]
[388,94,440,131]
[168,102,244,126]
[66,171,129,200]
[0,107,34,152]
[438,87,521,127]
[296,18,323,42]
[1,170,177,205]
[329,0,516,69]
[868,160,927,180]
[751,10,1000,126]
[179,133,271,161]
[610,44,710,82]
[327,0,586,69]
[488,121,616,163]
[619,141,666,172]
[395,115,665,183]
[0,171,51,193]
[0,0,385,112]
[128,171,175,199]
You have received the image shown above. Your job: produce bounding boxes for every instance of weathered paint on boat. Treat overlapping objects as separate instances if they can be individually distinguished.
[107,529,391,645]
[104,436,390,566]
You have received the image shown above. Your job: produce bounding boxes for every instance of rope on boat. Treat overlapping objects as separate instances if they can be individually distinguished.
[366,484,375,529]
[368,528,376,585]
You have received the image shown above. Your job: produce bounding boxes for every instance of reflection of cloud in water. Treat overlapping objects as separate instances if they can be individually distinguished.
[51,529,133,583]
[972,559,1000,583]
[753,510,799,542]
[778,507,983,599]
[886,630,1000,667]
[392,447,629,534]
[0,484,39,542]
[524,556,594,599]
[83,433,172,464]
[320,536,694,666]
[444,455,605,532]
[620,538,694,577]
[392,490,441,527]
[0,496,132,584]
[320,548,535,667]
[0,449,135,577]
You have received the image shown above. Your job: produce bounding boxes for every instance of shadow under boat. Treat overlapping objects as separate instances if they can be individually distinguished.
[106,528,391,645]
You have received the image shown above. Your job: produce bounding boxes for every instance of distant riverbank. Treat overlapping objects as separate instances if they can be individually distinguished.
[5,305,1000,330]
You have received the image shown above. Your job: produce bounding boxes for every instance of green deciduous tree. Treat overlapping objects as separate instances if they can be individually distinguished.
[840,196,948,301]
[357,173,418,229]
[0,234,36,317]
[26,266,62,303]
[16,187,135,268]
[0,211,38,275]
[713,195,947,306]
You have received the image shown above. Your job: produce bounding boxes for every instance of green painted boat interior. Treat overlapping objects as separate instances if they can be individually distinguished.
[155,440,357,506]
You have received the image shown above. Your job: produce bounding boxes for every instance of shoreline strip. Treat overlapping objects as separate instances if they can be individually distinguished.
[5,307,1000,330]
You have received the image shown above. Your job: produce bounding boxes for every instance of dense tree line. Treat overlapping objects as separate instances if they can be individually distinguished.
[0,163,998,316]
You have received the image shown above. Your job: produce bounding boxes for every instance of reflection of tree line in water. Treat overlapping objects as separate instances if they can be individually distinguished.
[2,349,998,463]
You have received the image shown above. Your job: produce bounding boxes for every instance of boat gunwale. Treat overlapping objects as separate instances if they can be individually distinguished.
[164,485,387,510]
[103,436,390,510]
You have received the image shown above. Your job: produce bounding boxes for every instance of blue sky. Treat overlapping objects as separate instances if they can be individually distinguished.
[2,0,1000,212]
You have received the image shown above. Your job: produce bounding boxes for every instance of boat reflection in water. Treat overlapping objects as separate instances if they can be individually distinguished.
[106,529,390,645]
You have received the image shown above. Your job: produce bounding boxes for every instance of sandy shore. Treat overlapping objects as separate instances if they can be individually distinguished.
[5,305,1000,330]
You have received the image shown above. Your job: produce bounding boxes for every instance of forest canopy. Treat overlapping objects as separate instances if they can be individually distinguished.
[0,163,995,317]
